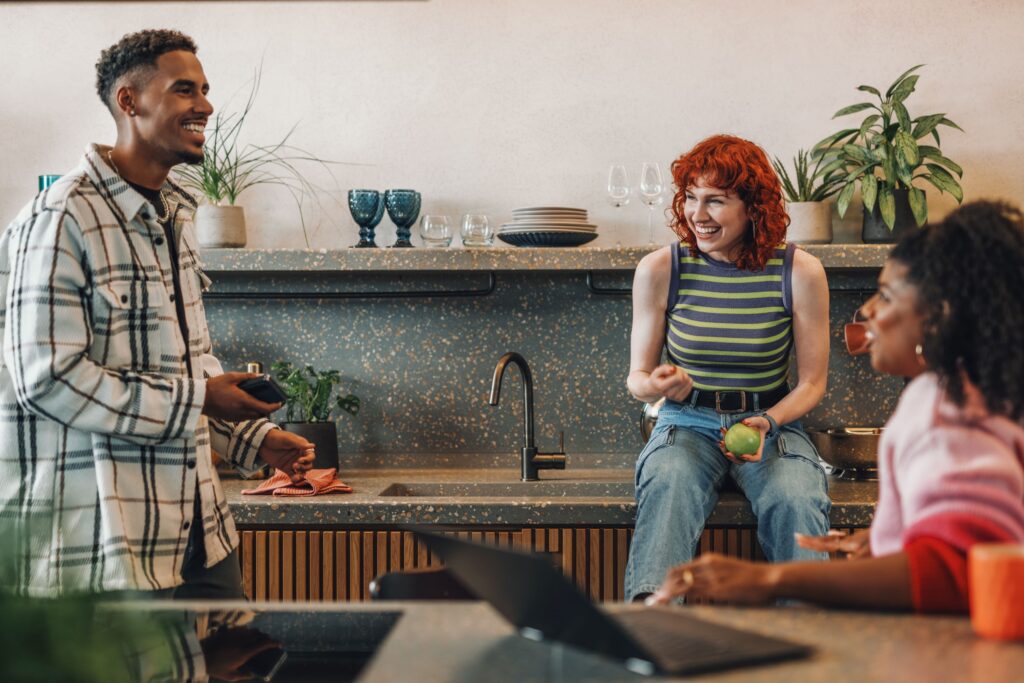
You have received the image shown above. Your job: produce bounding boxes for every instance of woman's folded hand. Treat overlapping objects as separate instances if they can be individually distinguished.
[795,528,871,559]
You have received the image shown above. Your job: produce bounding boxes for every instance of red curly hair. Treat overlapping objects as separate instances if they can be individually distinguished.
[669,134,789,271]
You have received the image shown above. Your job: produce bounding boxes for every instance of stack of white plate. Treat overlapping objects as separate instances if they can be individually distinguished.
[498,207,598,247]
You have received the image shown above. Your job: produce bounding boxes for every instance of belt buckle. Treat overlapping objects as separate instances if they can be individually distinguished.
[715,391,747,414]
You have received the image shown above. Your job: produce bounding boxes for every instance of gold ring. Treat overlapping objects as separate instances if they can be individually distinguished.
[682,569,694,587]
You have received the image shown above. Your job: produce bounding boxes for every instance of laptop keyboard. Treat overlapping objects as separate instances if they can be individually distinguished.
[616,609,734,661]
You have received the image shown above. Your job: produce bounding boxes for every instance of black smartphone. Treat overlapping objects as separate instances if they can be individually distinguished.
[240,646,288,681]
[236,374,287,404]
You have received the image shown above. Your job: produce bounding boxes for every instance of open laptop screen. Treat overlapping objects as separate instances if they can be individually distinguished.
[414,529,812,677]
[415,530,654,664]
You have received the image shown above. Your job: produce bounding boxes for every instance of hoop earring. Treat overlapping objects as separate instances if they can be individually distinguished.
[915,343,927,367]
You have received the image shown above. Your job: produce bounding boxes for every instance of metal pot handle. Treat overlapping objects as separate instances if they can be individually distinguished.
[639,398,665,443]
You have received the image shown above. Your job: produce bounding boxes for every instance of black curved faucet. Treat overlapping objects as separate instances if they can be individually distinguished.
[489,352,566,481]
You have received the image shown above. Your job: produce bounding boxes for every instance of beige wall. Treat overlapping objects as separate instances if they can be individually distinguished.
[2,0,1022,248]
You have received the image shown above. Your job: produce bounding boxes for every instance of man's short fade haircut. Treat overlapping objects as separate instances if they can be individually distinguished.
[95,29,197,112]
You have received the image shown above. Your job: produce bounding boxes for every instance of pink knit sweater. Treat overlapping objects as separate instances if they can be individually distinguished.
[870,372,1024,557]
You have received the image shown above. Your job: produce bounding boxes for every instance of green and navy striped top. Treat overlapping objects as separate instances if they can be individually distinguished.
[666,242,796,392]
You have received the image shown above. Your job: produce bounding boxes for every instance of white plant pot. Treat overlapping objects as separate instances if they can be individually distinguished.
[786,201,833,244]
[195,204,247,248]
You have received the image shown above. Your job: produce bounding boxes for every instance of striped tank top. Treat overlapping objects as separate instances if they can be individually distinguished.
[665,242,796,392]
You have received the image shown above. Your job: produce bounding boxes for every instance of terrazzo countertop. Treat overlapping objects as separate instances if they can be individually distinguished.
[154,600,1024,682]
[199,244,891,273]
[354,602,1023,683]
[224,468,877,527]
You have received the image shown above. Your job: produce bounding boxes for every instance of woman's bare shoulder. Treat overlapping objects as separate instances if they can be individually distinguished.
[636,245,673,274]
[633,245,674,304]
[790,245,827,289]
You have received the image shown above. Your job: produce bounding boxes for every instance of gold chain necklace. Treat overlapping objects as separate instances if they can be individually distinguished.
[106,149,170,220]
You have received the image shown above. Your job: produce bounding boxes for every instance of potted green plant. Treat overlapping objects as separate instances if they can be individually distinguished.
[771,149,844,244]
[813,65,964,243]
[271,361,360,470]
[176,68,330,248]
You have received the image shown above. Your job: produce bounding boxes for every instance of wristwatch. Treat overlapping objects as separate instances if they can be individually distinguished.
[756,411,780,439]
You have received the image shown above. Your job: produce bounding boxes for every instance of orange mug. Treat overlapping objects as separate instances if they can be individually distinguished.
[969,543,1024,640]
[844,322,871,356]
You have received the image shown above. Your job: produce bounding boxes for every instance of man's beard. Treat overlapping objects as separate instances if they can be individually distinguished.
[179,149,205,166]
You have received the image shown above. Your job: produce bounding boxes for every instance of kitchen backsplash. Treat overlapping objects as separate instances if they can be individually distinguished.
[204,249,901,469]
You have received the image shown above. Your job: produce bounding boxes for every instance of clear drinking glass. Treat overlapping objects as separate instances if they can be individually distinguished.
[460,214,494,247]
[607,164,631,208]
[639,162,665,244]
[419,214,453,247]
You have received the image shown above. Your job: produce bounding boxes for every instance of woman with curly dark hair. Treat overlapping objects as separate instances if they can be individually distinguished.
[649,201,1024,613]
[624,135,832,602]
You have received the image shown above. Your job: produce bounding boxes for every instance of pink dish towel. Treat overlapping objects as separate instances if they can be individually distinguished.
[241,468,353,496]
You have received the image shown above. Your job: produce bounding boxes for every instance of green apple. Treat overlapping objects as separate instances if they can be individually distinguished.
[724,423,761,456]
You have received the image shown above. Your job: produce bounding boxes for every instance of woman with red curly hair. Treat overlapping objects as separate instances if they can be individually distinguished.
[624,134,832,603]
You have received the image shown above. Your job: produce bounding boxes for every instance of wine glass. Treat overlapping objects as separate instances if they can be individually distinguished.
[419,214,453,247]
[607,164,631,208]
[348,189,385,248]
[639,162,665,245]
[460,214,494,247]
[384,189,421,248]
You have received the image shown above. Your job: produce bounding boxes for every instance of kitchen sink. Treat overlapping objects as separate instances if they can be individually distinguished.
[378,481,634,498]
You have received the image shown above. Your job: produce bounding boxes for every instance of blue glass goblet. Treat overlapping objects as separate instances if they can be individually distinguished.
[348,189,386,248]
[38,175,62,191]
[384,189,421,248]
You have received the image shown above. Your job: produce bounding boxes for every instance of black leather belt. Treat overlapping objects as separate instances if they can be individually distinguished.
[689,386,789,413]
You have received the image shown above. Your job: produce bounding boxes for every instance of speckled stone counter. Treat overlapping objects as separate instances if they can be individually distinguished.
[224,468,877,527]
[354,602,1023,683]
[200,244,891,272]
[160,601,1024,682]
[201,245,902,470]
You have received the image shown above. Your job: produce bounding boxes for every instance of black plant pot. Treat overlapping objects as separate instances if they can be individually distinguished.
[280,421,339,470]
[862,188,920,244]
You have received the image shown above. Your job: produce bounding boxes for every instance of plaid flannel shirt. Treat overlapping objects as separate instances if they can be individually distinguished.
[0,144,275,595]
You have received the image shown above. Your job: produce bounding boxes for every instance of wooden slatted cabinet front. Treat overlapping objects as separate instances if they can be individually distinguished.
[237,526,862,603]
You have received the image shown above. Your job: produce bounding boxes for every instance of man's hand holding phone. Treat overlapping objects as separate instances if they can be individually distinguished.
[236,374,288,405]
[203,372,283,421]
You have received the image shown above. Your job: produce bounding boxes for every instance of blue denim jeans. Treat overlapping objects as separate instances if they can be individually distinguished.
[624,398,831,602]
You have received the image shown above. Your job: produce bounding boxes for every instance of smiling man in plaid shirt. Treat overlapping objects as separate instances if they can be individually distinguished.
[0,30,315,600]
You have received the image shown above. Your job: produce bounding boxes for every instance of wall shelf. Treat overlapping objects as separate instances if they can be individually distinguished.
[199,244,892,274]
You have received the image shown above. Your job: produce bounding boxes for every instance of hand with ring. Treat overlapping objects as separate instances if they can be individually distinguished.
[645,554,780,606]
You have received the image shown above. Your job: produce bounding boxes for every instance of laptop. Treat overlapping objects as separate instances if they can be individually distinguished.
[415,530,812,677]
